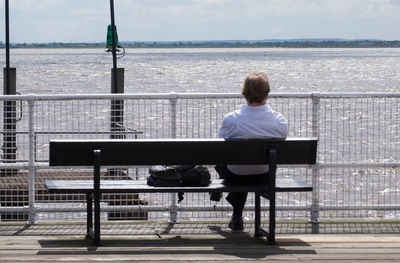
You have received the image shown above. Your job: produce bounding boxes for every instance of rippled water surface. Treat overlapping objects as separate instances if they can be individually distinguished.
[1,48,399,220]
[1,48,399,94]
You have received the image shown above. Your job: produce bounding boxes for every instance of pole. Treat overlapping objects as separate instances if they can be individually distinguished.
[27,100,37,224]
[310,93,321,233]
[5,0,10,94]
[2,0,18,176]
[169,94,178,223]
[109,0,123,141]
[108,0,125,180]
[109,0,118,92]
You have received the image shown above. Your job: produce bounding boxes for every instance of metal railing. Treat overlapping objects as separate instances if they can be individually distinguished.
[0,93,399,224]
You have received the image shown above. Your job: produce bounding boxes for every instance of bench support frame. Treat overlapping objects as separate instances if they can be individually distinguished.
[88,147,279,246]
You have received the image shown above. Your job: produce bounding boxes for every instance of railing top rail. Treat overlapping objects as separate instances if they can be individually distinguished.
[1,92,400,101]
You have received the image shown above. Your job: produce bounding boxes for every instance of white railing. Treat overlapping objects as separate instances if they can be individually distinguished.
[0,92,399,224]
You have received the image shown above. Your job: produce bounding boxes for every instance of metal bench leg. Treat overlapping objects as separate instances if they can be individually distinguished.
[268,194,276,244]
[93,149,101,246]
[254,193,261,237]
[86,193,93,239]
[254,192,270,240]
[267,146,277,245]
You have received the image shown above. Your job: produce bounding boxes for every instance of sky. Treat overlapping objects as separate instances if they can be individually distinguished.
[0,0,399,43]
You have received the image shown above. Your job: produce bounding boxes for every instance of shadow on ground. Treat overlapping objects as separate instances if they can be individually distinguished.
[37,234,315,259]
[2,220,400,236]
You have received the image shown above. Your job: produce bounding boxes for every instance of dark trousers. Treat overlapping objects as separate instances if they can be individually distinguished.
[215,165,269,217]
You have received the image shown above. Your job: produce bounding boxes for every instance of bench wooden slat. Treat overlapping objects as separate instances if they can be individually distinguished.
[50,138,317,166]
[45,179,312,193]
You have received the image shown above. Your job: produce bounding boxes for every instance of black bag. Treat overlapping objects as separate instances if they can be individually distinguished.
[147,165,211,203]
[147,165,211,187]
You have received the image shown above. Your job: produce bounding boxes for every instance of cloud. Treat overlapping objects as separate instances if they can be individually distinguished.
[0,0,399,42]
[232,0,400,20]
[4,0,67,11]
[1,0,110,42]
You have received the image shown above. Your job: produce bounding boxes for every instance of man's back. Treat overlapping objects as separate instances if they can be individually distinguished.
[219,104,288,139]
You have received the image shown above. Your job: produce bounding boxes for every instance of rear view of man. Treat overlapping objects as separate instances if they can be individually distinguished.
[214,72,288,231]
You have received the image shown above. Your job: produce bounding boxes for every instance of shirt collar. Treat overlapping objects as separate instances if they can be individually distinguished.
[240,104,270,112]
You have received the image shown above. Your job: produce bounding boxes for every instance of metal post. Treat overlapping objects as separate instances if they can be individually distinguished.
[267,147,277,244]
[5,0,10,92]
[86,193,93,239]
[109,0,118,91]
[2,0,18,176]
[109,0,123,137]
[27,99,36,224]
[108,69,125,178]
[109,0,123,141]
[1,68,18,176]
[108,0,125,180]
[310,93,320,233]
[169,93,178,139]
[168,93,178,223]
[254,193,261,237]
[110,68,124,139]
[93,149,101,246]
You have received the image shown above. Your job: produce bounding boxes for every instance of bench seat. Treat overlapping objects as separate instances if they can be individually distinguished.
[45,179,312,194]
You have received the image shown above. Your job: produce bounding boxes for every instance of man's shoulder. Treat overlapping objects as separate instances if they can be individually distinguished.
[223,108,241,119]
[265,104,287,119]
[222,112,236,125]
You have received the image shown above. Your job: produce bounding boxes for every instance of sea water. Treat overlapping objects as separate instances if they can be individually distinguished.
[1,48,400,221]
[1,48,399,94]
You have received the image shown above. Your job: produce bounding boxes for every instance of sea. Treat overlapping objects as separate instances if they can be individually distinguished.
[1,47,400,221]
[1,47,399,94]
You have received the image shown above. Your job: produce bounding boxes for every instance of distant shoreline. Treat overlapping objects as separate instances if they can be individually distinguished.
[1,39,400,49]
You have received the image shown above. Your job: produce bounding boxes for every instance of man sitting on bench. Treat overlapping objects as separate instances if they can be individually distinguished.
[211,72,289,231]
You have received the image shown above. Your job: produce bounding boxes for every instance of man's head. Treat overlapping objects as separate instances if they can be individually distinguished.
[241,72,270,105]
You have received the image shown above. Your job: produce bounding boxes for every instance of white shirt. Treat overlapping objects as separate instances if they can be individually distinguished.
[218,103,288,175]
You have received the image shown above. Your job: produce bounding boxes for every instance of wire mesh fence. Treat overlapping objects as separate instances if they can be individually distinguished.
[0,93,399,223]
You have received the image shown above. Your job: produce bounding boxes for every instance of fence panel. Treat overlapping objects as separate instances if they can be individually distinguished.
[0,93,399,222]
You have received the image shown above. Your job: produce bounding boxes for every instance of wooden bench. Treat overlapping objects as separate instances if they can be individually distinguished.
[45,138,317,245]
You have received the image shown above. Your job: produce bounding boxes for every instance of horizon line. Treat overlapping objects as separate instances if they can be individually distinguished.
[2,38,400,45]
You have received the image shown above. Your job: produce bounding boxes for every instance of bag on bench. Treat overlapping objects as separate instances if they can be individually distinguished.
[147,165,211,203]
[147,165,211,187]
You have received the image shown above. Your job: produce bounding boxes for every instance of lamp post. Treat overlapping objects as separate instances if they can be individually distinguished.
[109,0,124,142]
[108,0,125,180]
[2,0,18,176]
[109,0,119,93]
[5,0,10,92]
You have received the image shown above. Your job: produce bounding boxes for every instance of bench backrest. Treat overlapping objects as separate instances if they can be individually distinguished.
[49,138,317,166]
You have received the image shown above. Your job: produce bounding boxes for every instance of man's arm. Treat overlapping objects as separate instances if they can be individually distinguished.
[218,115,236,139]
[276,115,289,138]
